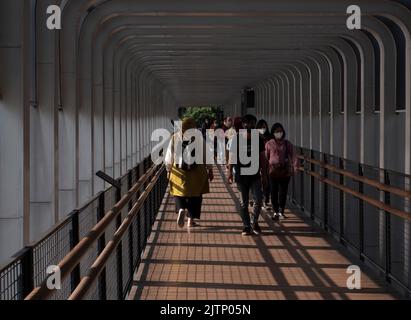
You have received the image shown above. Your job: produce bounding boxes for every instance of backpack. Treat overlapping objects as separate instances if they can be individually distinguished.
[268,140,291,179]
[232,132,261,183]
[174,136,197,171]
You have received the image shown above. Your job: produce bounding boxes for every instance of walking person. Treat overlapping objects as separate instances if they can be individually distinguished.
[165,118,214,228]
[265,123,298,221]
[223,117,235,165]
[227,114,268,236]
[225,116,241,155]
[256,119,272,211]
[201,117,212,138]
[214,119,226,164]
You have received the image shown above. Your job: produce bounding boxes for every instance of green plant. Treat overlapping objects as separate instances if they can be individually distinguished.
[181,106,221,126]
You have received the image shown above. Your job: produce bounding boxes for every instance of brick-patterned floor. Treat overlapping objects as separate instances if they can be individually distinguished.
[128,166,398,300]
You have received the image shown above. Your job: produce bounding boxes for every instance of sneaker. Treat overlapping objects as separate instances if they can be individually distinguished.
[187,218,199,228]
[279,210,287,219]
[264,203,272,211]
[177,209,186,228]
[241,227,252,236]
[252,222,262,235]
[272,212,280,221]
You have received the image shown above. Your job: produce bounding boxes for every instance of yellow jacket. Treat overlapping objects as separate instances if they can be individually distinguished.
[165,134,210,197]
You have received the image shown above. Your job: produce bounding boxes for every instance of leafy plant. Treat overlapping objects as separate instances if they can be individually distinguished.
[181,106,222,127]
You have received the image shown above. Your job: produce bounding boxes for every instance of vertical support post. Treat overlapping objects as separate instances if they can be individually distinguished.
[300,147,304,211]
[384,170,391,283]
[359,164,365,261]
[145,159,151,238]
[310,149,315,220]
[145,183,149,248]
[291,149,296,203]
[70,210,81,292]
[21,246,34,299]
[339,157,345,244]
[136,165,142,267]
[97,192,107,300]
[115,184,123,299]
[323,154,328,231]
[128,170,134,280]
[151,170,156,227]
[156,169,160,211]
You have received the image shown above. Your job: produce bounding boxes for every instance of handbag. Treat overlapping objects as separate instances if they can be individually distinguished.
[269,141,291,179]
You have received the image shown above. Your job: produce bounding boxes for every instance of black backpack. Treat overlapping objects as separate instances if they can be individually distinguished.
[232,132,260,182]
[175,137,197,171]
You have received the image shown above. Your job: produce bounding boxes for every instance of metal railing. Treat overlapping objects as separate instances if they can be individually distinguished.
[291,147,411,298]
[0,157,168,300]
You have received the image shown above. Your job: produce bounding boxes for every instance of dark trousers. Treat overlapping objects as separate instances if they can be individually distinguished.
[236,177,263,228]
[269,177,291,213]
[175,196,203,219]
[262,179,270,205]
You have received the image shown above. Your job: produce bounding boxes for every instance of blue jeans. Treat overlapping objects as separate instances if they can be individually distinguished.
[236,177,263,228]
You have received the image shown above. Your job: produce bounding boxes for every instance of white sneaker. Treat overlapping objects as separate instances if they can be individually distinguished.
[187,218,199,228]
[177,209,186,228]
[264,204,272,211]
[272,212,280,221]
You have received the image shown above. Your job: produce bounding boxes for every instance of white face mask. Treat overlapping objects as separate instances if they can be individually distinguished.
[258,128,267,135]
[274,132,283,140]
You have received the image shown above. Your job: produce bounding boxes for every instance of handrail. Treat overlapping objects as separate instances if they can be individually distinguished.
[68,166,165,300]
[25,163,160,300]
[293,147,411,297]
[299,167,411,222]
[0,161,139,273]
[298,154,411,199]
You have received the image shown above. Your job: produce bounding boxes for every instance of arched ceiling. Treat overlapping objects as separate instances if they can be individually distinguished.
[59,0,411,107]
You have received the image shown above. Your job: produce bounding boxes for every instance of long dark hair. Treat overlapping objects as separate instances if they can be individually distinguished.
[257,119,271,140]
[233,116,242,132]
[271,122,286,140]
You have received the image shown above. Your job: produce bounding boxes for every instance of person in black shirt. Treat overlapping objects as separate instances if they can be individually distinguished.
[227,114,267,235]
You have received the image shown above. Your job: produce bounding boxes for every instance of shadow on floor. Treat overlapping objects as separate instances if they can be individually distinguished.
[128,166,399,300]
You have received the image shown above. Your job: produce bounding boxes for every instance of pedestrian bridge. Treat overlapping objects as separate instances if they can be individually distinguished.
[0,0,410,300]
[129,166,397,300]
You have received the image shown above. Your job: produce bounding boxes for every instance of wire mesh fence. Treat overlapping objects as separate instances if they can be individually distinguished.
[291,147,411,297]
[0,253,24,300]
[0,157,167,300]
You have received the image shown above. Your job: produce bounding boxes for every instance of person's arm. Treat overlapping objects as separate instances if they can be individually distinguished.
[203,136,214,181]
[227,136,235,184]
[259,150,268,174]
[259,139,268,184]
[288,141,298,175]
[164,135,174,173]
[265,141,271,164]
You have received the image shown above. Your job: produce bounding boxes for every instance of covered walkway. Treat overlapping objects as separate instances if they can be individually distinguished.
[1,0,411,301]
[129,167,397,300]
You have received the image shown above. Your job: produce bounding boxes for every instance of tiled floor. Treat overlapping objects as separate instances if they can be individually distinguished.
[128,166,398,300]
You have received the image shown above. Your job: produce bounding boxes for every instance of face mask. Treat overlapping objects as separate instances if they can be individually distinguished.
[274,132,283,140]
[258,128,267,135]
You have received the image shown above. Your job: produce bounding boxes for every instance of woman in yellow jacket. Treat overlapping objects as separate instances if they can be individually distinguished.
[165,118,214,228]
